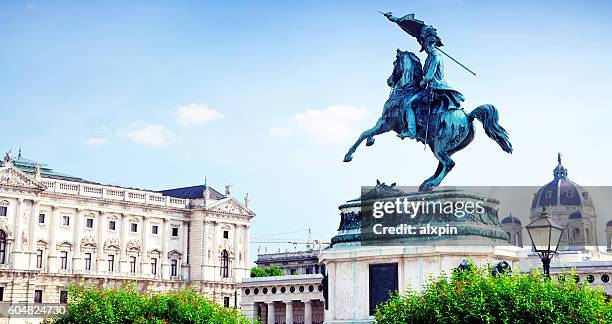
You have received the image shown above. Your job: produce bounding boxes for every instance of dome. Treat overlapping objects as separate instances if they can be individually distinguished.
[532,153,594,209]
[607,220,612,227]
[501,214,522,225]
[568,211,582,219]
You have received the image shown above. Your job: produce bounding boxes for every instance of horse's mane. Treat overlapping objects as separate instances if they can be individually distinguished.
[404,51,423,81]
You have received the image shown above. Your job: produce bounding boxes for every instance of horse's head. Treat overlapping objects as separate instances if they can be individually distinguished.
[389,49,423,88]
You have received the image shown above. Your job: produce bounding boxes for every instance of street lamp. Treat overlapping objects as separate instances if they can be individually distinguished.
[526,207,564,277]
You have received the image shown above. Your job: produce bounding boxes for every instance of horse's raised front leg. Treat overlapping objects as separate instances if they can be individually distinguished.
[419,150,455,191]
[344,119,387,162]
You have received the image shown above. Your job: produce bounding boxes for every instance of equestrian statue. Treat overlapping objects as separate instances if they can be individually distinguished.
[343,12,512,192]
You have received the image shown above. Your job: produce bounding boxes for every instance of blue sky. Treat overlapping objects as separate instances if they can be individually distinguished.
[1,1,612,260]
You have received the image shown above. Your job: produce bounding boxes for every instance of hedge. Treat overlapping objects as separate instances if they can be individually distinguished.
[250,265,284,278]
[375,263,611,324]
[48,284,255,324]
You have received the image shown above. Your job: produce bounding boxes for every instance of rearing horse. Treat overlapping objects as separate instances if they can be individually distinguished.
[343,50,513,191]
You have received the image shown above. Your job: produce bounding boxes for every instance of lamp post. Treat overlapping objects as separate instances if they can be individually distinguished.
[526,207,564,277]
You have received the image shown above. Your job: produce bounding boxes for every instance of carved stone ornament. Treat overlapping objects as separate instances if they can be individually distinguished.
[21,230,28,245]
[218,241,234,256]
[80,235,97,249]
[167,249,182,259]
[0,166,46,190]
[104,237,120,250]
[210,199,251,216]
[0,218,14,238]
[126,239,142,252]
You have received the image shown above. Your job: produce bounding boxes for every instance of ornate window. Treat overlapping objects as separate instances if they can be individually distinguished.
[60,251,68,270]
[0,230,6,264]
[171,227,179,237]
[151,257,158,275]
[0,200,8,217]
[130,256,137,273]
[38,214,45,224]
[85,218,94,228]
[107,254,115,272]
[84,252,92,271]
[62,215,70,226]
[36,249,43,268]
[108,220,116,230]
[130,223,138,233]
[170,259,178,277]
[220,250,229,278]
[151,225,159,235]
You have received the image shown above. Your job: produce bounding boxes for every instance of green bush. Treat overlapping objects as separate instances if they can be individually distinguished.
[250,265,284,277]
[49,284,255,324]
[375,263,611,324]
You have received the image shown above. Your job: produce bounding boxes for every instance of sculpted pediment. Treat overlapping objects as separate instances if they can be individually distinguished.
[209,198,253,216]
[0,165,46,191]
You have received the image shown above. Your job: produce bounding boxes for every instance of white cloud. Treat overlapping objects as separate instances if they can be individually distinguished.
[174,103,224,126]
[118,122,176,147]
[269,126,293,138]
[84,138,108,146]
[271,105,370,143]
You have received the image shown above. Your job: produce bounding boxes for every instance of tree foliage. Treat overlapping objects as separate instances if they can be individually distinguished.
[250,265,284,277]
[49,284,255,324]
[375,263,611,324]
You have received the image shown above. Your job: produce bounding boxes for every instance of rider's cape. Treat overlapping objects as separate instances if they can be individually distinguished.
[425,52,464,109]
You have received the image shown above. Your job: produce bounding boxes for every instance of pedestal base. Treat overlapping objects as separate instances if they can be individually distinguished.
[321,187,526,323]
[320,245,524,323]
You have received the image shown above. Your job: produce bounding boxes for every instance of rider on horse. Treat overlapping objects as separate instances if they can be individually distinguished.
[396,25,465,140]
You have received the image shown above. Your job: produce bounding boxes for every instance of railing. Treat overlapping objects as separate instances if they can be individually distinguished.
[41,179,189,208]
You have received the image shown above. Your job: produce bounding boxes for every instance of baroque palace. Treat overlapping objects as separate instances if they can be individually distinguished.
[0,150,254,307]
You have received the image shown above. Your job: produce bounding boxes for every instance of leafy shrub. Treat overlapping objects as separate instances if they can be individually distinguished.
[250,265,284,277]
[49,284,255,324]
[375,263,611,324]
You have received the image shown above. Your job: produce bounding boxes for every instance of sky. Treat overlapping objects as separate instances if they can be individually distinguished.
[1,1,611,262]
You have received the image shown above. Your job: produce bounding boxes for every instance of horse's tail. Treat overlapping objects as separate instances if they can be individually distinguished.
[468,104,513,154]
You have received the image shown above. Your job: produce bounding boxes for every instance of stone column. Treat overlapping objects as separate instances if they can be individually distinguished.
[266,302,275,324]
[72,208,84,272]
[14,198,23,252]
[141,216,150,275]
[233,223,239,279]
[27,200,39,270]
[212,221,218,278]
[303,300,312,324]
[285,301,294,324]
[243,224,250,269]
[119,213,129,273]
[202,220,209,277]
[161,218,170,279]
[47,206,60,273]
[181,221,189,279]
[96,212,107,271]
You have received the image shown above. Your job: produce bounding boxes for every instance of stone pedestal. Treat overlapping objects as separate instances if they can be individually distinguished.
[320,186,526,323]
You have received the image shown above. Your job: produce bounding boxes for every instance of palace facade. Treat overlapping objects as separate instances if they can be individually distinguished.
[0,151,254,309]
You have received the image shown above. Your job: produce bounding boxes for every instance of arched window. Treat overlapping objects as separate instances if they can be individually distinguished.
[220,250,229,278]
[0,230,6,264]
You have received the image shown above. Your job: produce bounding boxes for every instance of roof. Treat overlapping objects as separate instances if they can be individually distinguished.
[501,215,522,225]
[0,152,82,181]
[532,153,593,209]
[568,211,582,219]
[158,185,225,199]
